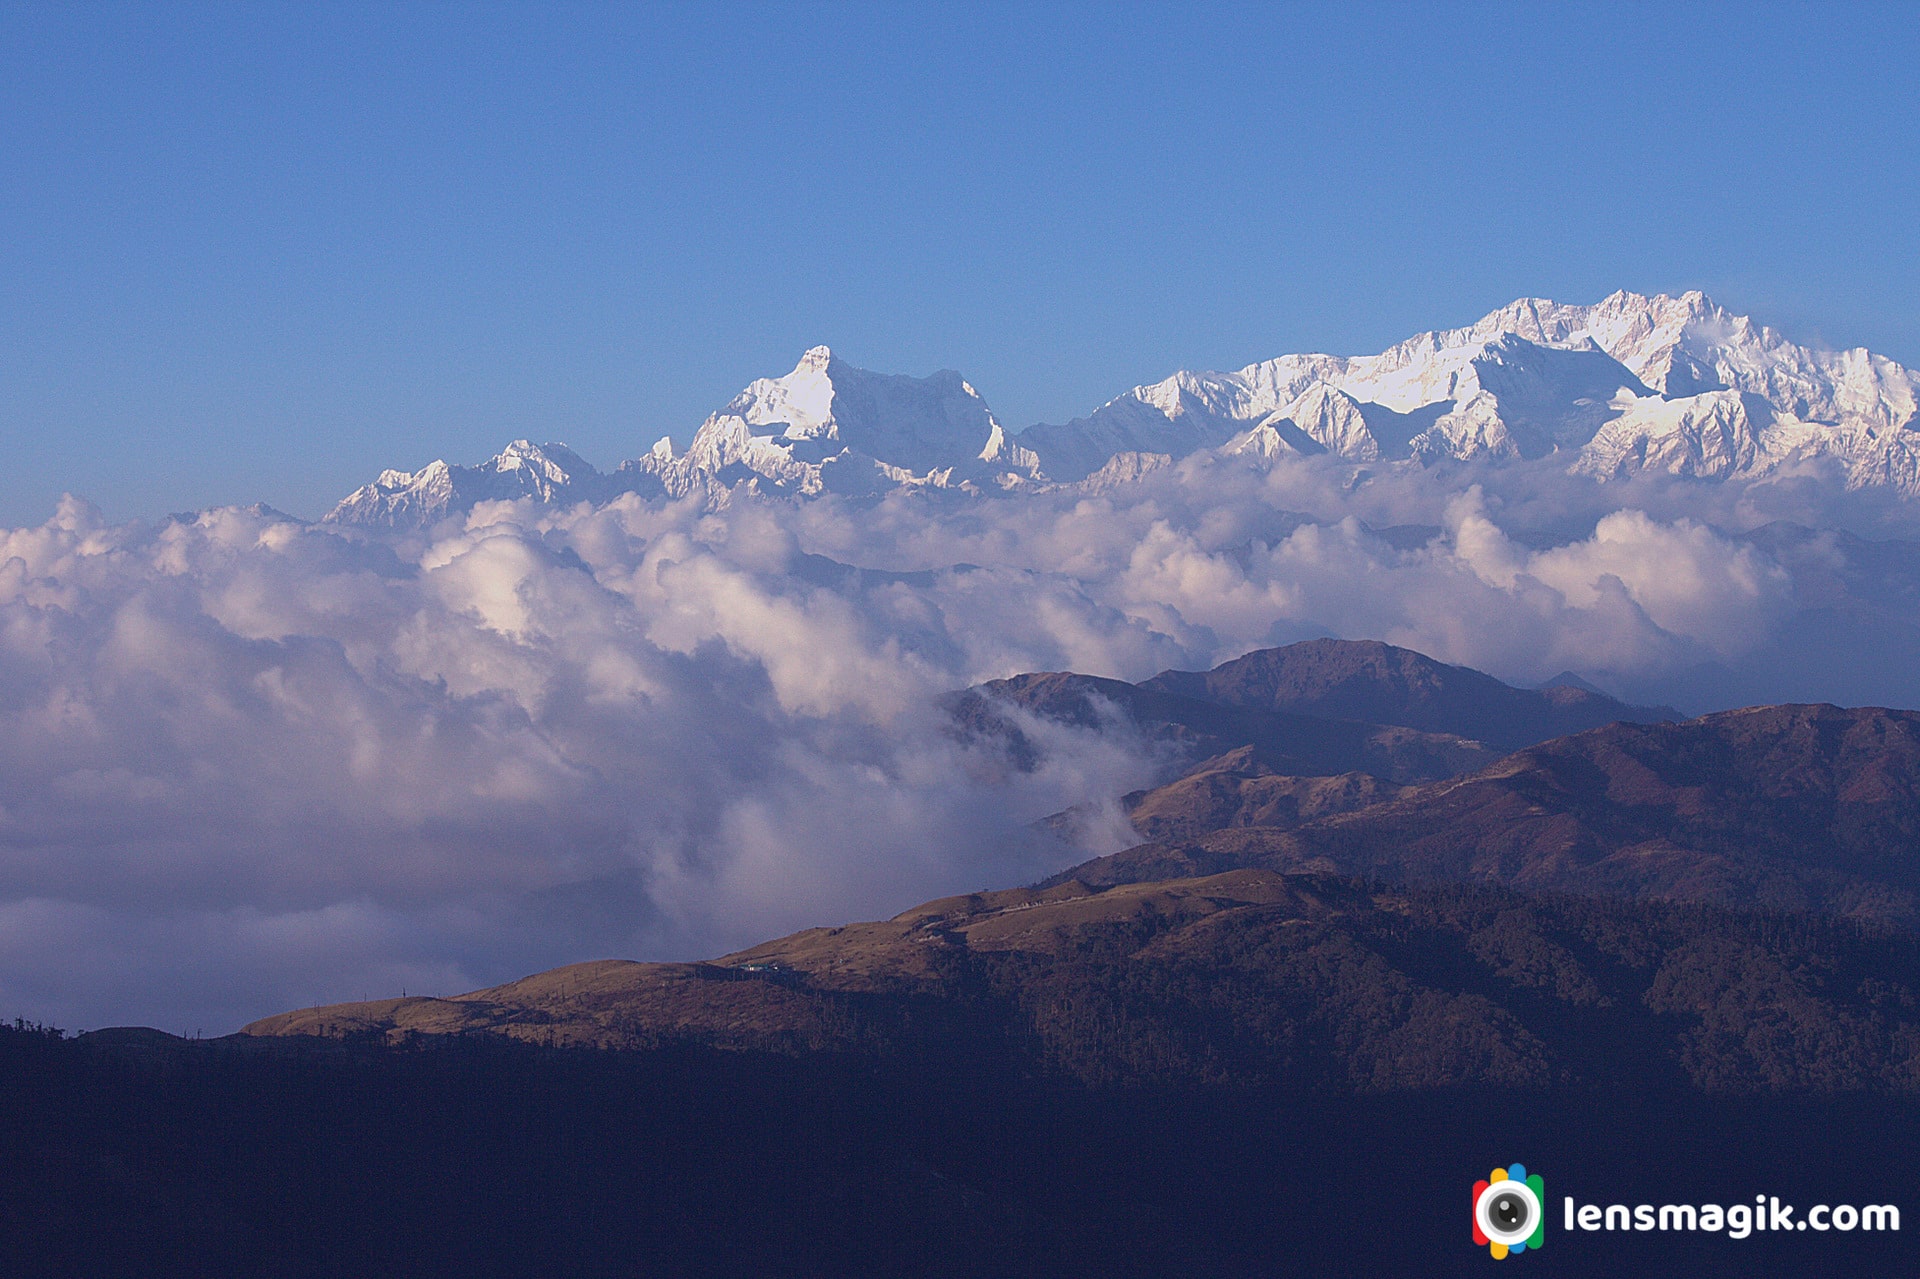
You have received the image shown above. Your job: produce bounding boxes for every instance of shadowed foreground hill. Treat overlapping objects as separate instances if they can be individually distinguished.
[1061,704,1920,924]
[247,869,1920,1093]
[11,1017,1919,1279]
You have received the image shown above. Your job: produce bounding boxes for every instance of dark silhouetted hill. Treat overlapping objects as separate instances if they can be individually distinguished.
[1141,638,1676,750]
[8,1014,1918,1278]
[947,669,1498,783]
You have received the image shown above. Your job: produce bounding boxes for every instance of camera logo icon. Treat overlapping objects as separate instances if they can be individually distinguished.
[1472,1163,1544,1258]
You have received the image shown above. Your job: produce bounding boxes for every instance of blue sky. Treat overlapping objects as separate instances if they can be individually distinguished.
[1,1,1915,525]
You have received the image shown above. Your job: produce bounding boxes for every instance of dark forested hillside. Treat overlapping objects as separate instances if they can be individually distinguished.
[244,871,1920,1094]
[6,1013,1917,1279]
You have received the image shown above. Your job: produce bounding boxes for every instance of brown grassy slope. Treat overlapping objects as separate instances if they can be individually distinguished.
[242,961,874,1053]
[1058,704,1920,924]
[1117,744,1416,840]
[244,866,1920,1092]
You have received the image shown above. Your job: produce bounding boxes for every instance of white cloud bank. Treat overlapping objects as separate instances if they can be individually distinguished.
[4,454,1919,1031]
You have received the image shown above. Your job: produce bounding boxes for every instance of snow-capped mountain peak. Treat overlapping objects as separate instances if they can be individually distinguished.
[325,293,1920,528]
[1004,289,1917,483]
[326,440,602,528]
[677,346,1029,489]
[724,345,841,441]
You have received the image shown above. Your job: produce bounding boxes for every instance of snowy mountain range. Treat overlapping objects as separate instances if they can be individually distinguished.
[327,291,1920,527]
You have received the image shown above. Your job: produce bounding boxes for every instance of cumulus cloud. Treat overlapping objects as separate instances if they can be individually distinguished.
[2,459,1917,1031]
